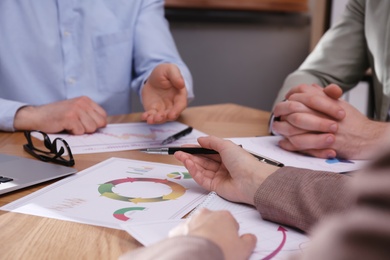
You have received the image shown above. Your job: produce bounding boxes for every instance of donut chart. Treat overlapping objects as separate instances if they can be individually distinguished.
[167,171,192,179]
[98,177,187,203]
[113,207,146,221]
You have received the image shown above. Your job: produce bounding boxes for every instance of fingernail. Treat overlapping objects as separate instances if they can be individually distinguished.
[326,136,334,143]
[329,123,337,133]
[337,110,345,119]
[327,152,335,159]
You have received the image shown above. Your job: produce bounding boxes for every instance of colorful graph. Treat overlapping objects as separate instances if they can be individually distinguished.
[113,207,146,221]
[127,166,154,175]
[2,158,208,229]
[98,177,187,203]
[167,171,192,180]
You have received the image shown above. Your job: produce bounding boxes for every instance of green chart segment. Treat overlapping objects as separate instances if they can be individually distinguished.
[167,171,192,179]
[98,177,187,203]
[113,207,146,221]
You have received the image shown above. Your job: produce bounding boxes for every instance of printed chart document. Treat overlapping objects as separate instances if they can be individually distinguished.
[47,122,206,154]
[229,136,368,172]
[122,192,309,260]
[1,158,209,229]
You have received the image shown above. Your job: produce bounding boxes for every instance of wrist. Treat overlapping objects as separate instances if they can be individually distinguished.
[245,161,279,205]
[352,120,390,160]
[373,121,390,156]
[13,106,37,131]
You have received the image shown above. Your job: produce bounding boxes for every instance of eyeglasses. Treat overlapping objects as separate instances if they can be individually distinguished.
[23,130,75,167]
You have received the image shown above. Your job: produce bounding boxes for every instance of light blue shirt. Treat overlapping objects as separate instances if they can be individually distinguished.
[0,0,193,131]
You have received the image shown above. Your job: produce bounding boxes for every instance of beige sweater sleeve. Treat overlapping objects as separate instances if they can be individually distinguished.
[254,166,354,233]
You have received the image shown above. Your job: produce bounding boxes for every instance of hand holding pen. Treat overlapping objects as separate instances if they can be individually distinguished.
[168,135,281,206]
[141,145,284,167]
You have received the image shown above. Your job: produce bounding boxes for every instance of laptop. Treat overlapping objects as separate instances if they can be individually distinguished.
[0,153,77,195]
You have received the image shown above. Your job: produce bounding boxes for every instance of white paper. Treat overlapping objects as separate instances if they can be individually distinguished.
[48,122,206,154]
[122,193,309,260]
[1,158,208,229]
[229,136,368,172]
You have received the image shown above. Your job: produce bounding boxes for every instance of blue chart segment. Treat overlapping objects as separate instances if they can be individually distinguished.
[326,158,354,164]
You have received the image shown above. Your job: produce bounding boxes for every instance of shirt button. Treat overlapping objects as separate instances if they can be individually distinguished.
[64,31,71,37]
[67,78,76,84]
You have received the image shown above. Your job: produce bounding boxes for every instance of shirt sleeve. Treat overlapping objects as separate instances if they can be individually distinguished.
[254,166,354,233]
[273,0,368,107]
[131,0,194,102]
[0,98,28,131]
[291,152,390,260]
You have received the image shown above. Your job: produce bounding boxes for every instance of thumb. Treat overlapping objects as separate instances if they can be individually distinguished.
[166,64,185,90]
[324,84,343,100]
[240,233,257,254]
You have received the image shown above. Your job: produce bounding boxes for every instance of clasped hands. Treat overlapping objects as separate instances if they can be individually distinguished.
[14,63,187,134]
[271,84,390,160]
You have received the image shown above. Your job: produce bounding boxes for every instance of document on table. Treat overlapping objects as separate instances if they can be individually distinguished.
[228,136,368,172]
[122,192,309,260]
[47,122,207,154]
[1,158,209,229]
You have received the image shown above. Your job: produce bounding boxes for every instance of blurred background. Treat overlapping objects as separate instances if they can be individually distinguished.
[132,0,368,115]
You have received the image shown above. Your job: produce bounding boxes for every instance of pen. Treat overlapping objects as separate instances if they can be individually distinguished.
[140,147,284,167]
[161,126,193,145]
[140,147,218,155]
[247,152,284,167]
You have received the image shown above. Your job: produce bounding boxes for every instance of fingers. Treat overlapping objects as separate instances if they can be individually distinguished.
[174,151,222,190]
[273,100,313,117]
[323,84,343,100]
[166,88,188,121]
[282,84,346,121]
[285,84,323,99]
[165,64,185,90]
[141,64,189,124]
[141,109,166,124]
[240,233,257,258]
[197,136,236,153]
[272,121,310,136]
[288,93,345,120]
[273,113,338,135]
[278,134,337,158]
[299,148,337,159]
[64,97,107,135]
[68,110,100,135]
[186,209,257,260]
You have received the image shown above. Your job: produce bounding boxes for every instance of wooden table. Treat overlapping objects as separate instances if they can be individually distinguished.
[0,103,270,259]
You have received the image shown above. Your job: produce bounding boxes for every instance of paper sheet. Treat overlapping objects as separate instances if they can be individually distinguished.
[122,193,309,260]
[48,122,206,154]
[229,136,368,172]
[1,158,208,229]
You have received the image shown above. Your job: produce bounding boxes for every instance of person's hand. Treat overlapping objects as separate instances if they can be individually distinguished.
[141,63,188,124]
[169,208,257,260]
[272,84,345,158]
[273,84,390,159]
[13,96,107,135]
[174,136,278,205]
